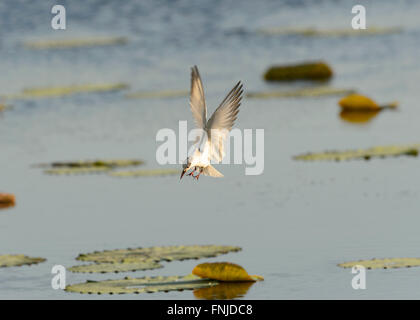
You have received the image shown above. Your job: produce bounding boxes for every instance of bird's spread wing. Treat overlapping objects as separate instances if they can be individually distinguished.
[189,66,207,129]
[206,81,243,162]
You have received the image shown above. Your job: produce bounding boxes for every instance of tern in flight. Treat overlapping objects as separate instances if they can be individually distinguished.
[180,66,243,180]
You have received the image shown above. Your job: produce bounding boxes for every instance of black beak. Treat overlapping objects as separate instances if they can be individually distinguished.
[180,169,186,180]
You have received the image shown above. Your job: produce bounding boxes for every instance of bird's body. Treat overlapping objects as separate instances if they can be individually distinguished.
[180,66,243,180]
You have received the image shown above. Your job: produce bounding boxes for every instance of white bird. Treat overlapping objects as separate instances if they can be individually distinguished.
[180,66,243,180]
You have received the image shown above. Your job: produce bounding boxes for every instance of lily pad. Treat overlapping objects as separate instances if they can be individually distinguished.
[338,94,398,111]
[65,274,218,294]
[38,159,144,175]
[247,87,354,99]
[70,245,241,273]
[126,90,188,99]
[258,26,403,37]
[68,259,162,273]
[0,254,46,268]
[338,258,420,270]
[3,83,128,100]
[44,167,113,175]
[109,169,179,177]
[38,159,144,168]
[264,61,333,82]
[0,193,15,207]
[24,37,127,49]
[294,144,420,162]
[192,262,264,282]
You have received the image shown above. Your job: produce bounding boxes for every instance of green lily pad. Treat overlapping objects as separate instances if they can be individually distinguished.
[37,159,144,175]
[338,258,420,270]
[38,159,144,168]
[68,259,162,273]
[24,37,127,49]
[44,167,113,175]
[0,254,46,268]
[2,83,128,100]
[294,144,420,162]
[247,87,355,99]
[264,61,333,82]
[70,245,241,273]
[109,169,179,177]
[65,274,218,295]
[258,26,403,37]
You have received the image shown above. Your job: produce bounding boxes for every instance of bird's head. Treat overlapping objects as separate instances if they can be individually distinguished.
[180,157,191,180]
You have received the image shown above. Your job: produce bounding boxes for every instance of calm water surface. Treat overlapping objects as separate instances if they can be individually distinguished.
[1,0,420,299]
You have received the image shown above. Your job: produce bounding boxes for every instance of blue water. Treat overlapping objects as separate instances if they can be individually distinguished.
[1,0,420,299]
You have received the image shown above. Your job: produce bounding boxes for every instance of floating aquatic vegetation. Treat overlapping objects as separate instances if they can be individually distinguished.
[44,167,113,175]
[68,260,162,273]
[109,169,179,177]
[36,159,144,169]
[0,102,13,111]
[36,159,144,175]
[193,281,255,300]
[24,37,127,49]
[126,90,189,99]
[0,193,15,209]
[258,26,403,37]
[192,262,264,282]
[65,274,218,294]
[247,87,354,99]
[0,254,46,268]
[264,61,333,82]
[339,110,380,124]
[338,94,398,111]
[3,83,128,100]
[294,144,420,162]
[338,258,420,270]
[70,245,241,273]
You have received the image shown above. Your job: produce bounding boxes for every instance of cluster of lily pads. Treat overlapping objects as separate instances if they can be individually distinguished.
[64,245,263,296]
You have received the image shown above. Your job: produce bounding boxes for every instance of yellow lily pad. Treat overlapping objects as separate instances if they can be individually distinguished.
[0,254,46,268]
[109,169,179,177]
[294,144,420,162]
[65,274,218,294]
[24,37,127,49]
[339,94,398,111]
[0,193,15,206]
[338,258,420,270]
[247,87,354,99]
[192,262,263,282]
[264,61,333,82]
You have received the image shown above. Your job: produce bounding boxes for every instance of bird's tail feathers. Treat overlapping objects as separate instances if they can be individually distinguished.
[202,165,224,178]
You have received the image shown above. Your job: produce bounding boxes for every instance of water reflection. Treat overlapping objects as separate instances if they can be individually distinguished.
[193,282,254,300]
[339,110,380,124]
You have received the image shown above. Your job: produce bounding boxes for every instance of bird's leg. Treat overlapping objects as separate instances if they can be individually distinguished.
[194,167,203,180]
[187,167,196,176]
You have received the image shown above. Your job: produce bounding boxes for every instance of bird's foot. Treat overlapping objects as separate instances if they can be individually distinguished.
[187,167,196,176]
